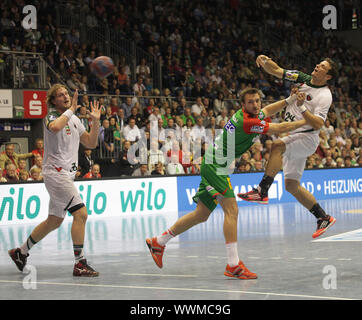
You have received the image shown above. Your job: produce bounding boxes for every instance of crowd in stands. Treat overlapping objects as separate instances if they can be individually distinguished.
[0,0,361,181]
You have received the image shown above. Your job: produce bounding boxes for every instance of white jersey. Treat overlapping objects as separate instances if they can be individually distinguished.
[43,109,86,178]
[283,70,332,135]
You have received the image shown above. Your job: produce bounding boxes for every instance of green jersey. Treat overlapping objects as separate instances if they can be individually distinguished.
[204,108,270,168]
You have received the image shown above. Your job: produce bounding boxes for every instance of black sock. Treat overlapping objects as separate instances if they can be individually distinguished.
[310,203,328,219]
[20,235,37,255]
[258,174,274,196]
[73,244,84,262]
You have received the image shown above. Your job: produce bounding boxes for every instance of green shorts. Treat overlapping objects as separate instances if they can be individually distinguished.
[192,161,235,212]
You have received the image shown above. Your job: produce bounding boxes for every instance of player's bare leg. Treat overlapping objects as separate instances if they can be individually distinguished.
[71,206,99,276]
[264,139,285,178]
[31,215,64,242]
[285,179,336,238]
[169,200,212,236]
[219,197,257,279]
[146,201,212,268]
[8,215,63,271]
[285,179,316,209]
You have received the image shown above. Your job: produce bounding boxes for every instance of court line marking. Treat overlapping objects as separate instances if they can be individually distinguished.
[0,279,355,300]
[121,273,197,278]
[312,228,362,242]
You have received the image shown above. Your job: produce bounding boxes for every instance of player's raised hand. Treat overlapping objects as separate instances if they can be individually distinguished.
[256,55,270,68]
[285,87,299,105]
[296,92,306,106]
[88,100,102,121]
[70,89,78,113]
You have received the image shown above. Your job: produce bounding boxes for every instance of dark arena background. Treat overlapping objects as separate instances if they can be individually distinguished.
[0,0,361,311]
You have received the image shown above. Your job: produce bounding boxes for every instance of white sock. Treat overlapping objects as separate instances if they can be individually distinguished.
[226,242,239,267]
[20,236,37,255]
[156,229,175,246]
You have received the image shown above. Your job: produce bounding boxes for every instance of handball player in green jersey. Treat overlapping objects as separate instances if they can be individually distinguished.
[147,87,310,279]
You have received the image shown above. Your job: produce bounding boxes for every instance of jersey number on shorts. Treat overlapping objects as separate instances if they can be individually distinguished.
[70,162,77,172]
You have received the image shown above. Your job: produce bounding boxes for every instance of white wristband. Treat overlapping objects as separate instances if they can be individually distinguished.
[299,105,307,113]
[285,95,296,105]
[63,109,74,120]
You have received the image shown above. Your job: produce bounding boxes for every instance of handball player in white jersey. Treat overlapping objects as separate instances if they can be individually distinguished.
[239,55,339,238]
[9,84,101,276]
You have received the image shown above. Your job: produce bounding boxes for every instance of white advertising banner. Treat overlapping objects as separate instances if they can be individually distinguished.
[0,89,13,118]
[0,177,179,226]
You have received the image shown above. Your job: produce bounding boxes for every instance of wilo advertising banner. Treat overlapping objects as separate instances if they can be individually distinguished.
[0,177,178,226]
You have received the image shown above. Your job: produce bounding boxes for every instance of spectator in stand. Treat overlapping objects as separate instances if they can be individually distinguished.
[190,116,206,143]
[191,96,205,117]
[121,96,133,121]
[136,58,151,79]
[344,156,353,168]
[0,143,33,170]
[17,159,28,175]
[128,106,144,129]
[180,107,195,125]
[213,91,226,115]
[83,164,102,179]
[151,162,166,176]
[31,138,44,162]
[235,160,252,173]
[123,118,141,143]
[30,154,43,172]
[109,97,120,114]
[166,154,185,175]
[132,164,151,177]
[116,140,135,176]
[215,108,229,127]
[4,163,19,182]
[117,66,129,86]
[78,148,95,177]
[133,76,146,95]
[29,167,43,181]
[148,139,165,171]
[114,108,126,133]
[67,72,82,92]
[77,106,90,132]
[18,170,30,182]
[99,119,114,154]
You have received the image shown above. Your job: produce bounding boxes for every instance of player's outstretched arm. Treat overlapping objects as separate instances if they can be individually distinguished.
[267,119,306,134]
[256,55,284,79]
[262,88,299,118]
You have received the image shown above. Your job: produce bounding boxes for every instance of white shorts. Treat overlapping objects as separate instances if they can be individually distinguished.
[43,167,84,219]
[281,133,319,181]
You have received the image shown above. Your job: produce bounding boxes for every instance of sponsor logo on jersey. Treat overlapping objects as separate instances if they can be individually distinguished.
[224,120,236,134]
[285,70,299,81]
[250,125,265,133]
[65,125,71,135]
[307,94,312,101]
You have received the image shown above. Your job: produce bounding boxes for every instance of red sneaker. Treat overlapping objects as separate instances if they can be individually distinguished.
[73,259,99,277]
[312,216,336,239]
[237,188,269,204]
[224,260,258,279]
[146,237,165,268]
[8,248,29,272]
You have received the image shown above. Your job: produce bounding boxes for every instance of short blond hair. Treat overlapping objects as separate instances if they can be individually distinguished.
[46,84,67,108]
